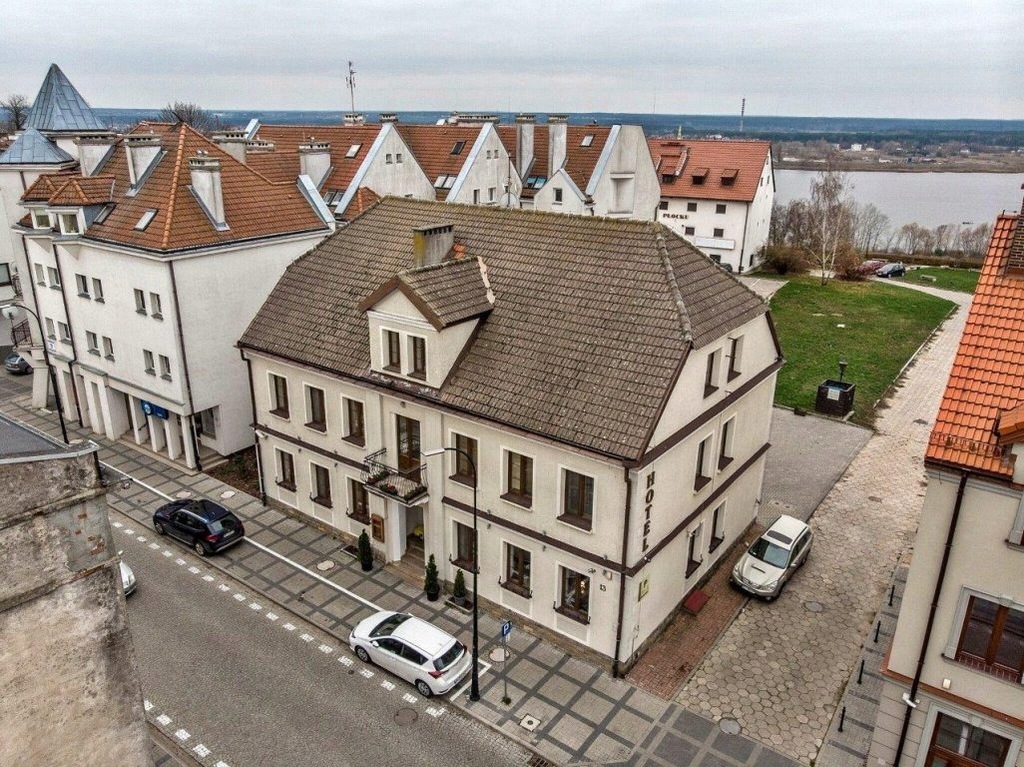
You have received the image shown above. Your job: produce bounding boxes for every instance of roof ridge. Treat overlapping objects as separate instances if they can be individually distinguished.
[654,230,692,344]
[161,124,189,250]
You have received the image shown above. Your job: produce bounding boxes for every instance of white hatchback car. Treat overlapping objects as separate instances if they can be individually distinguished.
[731,514,812,600]
[349,611,472,697]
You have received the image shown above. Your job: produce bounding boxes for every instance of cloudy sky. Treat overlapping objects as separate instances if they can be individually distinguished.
[1,0,1019,119]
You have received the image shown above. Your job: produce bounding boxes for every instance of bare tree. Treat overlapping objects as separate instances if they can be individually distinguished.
[1,94,30,133]
[805,159,855,284]
[157,101,223,134]
[852,203,890,255]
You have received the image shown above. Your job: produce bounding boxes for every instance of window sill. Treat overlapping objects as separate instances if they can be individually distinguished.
[500,580,532,599]
[686,558,703,578]
[305,421,327,433]
[500,492,533,509]
[717,455,734,471]
[557,513,593,532]
[703,385,719,398]
[160,374,172,381]
[77,292,90,299]
[87,349,100,356]
[343,435,366,448]
[450,473,475,488]
[944,653,1023,685]
[145,368,155,376]
[276,480,296,492]
[451,557,475,573]
[554,605,590,625]
[136,309,147,315]
[94,298,104,304]
[347,510,370,525]
[727,369,740,383]
[50,285,62,291]
[152,313,163,321]
[383,364,401,374]
[104,355,115,362]
[310,495,333,509]
[409,371,426,381]
[694,475,711,493]
[269,408,290,420]
[709,536,724,554]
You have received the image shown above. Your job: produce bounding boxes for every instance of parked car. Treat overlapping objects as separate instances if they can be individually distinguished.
[4,351,31,374]
[731,514,813,600]
[875,262,907,278]
[152,499,245,556]
[857,259,886,277]
[349,611,472,697]
[119,554,137,596]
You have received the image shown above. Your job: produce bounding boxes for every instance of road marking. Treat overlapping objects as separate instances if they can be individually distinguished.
[249,602,263,611]
[202,575,215,582]
[136,535,147,542]
[162,550,172,558]
[283,623,296,631]
[244,537,380,611]
[188,566,201,574]
[360,668,374,678]
[338,656,353,667]
[233,593,246,602]
[156,714,171,726]
[218,584,231,592]
[143,699,153,712]
[300,633,314,643]
[174,729,191,741]
[452,659,493,699]
[112,521,123,528]
[193,744,211,758]
[102,464,174,502]
[380,680,395,691]
[215,761,231,767]
[426,706,445,718]
[403,693,418,704]
[266,612,279,621]
[123,528,135,535]
[148,542,160,550]
[175,558,186,566]
[318,643,333,654]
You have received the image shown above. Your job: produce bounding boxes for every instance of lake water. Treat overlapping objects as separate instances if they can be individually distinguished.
[775,170,1024,229]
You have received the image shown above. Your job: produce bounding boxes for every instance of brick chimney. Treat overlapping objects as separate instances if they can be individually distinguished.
[515,114,535,177]
[548,114,568,173]
[188,152,227,229]
[75,134,117,177]
[298,141,331,187]
[412,224,454,268]
[213,130,249,164]
[125,134,163,187]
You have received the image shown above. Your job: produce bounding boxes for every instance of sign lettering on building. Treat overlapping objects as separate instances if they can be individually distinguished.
[661,213,690,221]
[641,471,655,552]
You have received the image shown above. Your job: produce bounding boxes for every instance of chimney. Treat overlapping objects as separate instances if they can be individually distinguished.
[188,152,227,229]
[548,114,568,173]
[454,114,500,125]
[515,114,535,177]
[298,141,331,187]
[213,130,249,164]
[343,113,365,126]
[125,134,163,187]
[412,224,454,268]
[75,134,117,177]
[379,113,399,124]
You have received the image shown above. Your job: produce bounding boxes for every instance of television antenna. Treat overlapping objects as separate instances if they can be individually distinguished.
[346,61,357,115]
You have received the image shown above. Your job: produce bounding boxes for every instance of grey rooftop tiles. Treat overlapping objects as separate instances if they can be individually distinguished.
[25,63,107,132]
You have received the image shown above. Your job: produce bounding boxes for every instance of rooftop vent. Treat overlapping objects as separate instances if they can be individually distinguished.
[412,224,454,268]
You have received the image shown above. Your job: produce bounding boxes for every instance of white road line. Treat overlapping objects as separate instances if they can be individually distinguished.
[380,680,395,691]
[136,535,147,542]
[299,633,314,643]
[318,643,333,654]
[202,575,215,582]
[102,463,174,502]
[338,656,353,667]
[266,612,279,621]
[143,699,153,712]
[403,693,418,704]
[283,623,296,631]
[188,566,200,574]
[162,550,172,558]
[193,744,211,758]
[233,593,246,602]
[215,761,231,767]
[148,542,160,550]
[112,521,123,528]
[359,668,374,678]
[218,584,231,592]
[123,528,135,535]
[249,602,263,611]
[244,537,380,611]
[174,729,190,741]
[452,659,492,700]
[175,558,186,566]
[426,706,445,718]
[155,714,171,726]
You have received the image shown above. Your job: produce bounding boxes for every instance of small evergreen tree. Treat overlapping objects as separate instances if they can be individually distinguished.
[424,555,440,599]
[453,569,467,601]
[357,530,373,571]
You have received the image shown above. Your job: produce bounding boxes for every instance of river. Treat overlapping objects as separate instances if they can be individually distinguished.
[775,170,1024,229]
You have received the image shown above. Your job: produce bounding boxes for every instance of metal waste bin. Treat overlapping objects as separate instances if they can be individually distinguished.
[815,379,855,417]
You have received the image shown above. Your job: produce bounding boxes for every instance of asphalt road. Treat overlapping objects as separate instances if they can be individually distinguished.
[112,500,531,767]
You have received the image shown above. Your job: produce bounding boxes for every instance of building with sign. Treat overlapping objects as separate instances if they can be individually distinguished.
[868,206,1024,767]
[240,197,781,668]
[648,138,774,273]
[2,66,334,469]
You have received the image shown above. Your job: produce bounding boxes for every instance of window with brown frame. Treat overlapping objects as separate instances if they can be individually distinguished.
[454,521,474,569]
[384,330,401,370]
[270,374,289,418]
[686,525,703,577]
[311,463,331,507]
[694,435,713,491]
[710,503,726,552]
[503,544,532,597]
[276,449,295,491]
[561,470,594,529]
[704,350,720,397]
[727,335,743,381]
[926,711,1010,767]
[718,418,735,470]
[305,386,326,432]
[504,451,533,506]
[344,397,365,446]
[452,433,477,485]
[557,567,590,624]
[348,478,369,524]
[955,596,1024,681]
[410,336,426,379]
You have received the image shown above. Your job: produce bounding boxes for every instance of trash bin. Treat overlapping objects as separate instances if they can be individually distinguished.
[815,379,855,417]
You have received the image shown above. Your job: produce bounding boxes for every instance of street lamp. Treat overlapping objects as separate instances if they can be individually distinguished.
[423,445,480,702]
[1,302,69,443]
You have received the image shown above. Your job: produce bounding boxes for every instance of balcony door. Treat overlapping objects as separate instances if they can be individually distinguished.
[396,415,421,480]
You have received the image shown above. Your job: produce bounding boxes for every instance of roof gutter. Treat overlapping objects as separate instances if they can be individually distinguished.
[892,469,968,766]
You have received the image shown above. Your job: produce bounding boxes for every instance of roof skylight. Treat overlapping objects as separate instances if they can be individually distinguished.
[581,134,595,147]
[345,144,361,158]
[134,209,157,231]
[451,141,466,155]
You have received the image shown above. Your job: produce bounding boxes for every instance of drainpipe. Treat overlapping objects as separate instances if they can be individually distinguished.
[168,260,202,471]
[242,351,267,505]
[738,204,751,273]
[51,243,84,425]
[891,470,968,766]
[612,464,633,677]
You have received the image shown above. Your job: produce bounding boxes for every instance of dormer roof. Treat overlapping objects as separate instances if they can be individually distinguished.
[497,124,613,199]
[21,170,79,202]
[47,175,116,207]
[246,123,382,191]
[648,138,771,202]
[25,64,106,133]
[0,128,76,165]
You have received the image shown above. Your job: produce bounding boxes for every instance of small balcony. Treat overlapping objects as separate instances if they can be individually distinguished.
[360,448,428,505]
[11,319,32,349]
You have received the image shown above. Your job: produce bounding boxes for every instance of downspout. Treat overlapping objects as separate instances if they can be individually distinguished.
[612,464,633,678]
[891,470,968,767]
[168,260,202,471]
[738,204,751,273]
[242,351,267,505]
[51,243,84,425]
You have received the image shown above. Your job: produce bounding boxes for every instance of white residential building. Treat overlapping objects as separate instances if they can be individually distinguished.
[239,197,781,669]
[648,138,774,273]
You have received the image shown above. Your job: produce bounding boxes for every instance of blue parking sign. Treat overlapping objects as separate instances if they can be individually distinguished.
[501,620,513,638]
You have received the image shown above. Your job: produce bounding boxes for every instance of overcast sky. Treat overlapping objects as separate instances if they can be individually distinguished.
[1,0,1019,119]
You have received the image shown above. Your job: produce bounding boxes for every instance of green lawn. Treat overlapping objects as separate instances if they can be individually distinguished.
[895,267,980,293]
[770,277,956,425]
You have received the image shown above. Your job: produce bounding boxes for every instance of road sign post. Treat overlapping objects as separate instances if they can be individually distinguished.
[500,620,512,704]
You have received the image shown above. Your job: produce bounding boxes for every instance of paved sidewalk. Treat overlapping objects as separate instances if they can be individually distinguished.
[677,284,969,764]
[0,386,800,767]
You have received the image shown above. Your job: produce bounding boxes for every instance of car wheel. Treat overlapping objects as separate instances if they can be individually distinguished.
[194,541,209,557]
[415,680,433,698]
[354,646,370,664]
[154,521,166,536]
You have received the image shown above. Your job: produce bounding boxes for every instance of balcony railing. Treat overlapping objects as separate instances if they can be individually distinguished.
[360,447,428,505]
[11,319,32,348]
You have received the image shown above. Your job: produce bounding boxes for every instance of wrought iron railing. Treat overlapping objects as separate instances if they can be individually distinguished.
[360,447,428,504]
[11,319,31,348]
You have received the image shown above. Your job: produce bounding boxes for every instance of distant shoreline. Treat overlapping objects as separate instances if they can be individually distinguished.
[777,161,1024,174]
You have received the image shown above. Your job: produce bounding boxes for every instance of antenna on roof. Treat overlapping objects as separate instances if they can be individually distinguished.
[346,61,357,115]
[740,97,746,133]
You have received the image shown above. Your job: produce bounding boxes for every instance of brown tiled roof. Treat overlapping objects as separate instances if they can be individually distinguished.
[395,125,481,200]
[497,125,612,199]
[926,213,1023,478]
[241,197,768,460]
[77,123,328,252]
[648,138,771,202]
[338,186,381,221]
[22,171,78,203]
[249,124,382,192]
[47,175,116,206]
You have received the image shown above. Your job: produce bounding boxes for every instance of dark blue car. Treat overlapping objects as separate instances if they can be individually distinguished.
[153,499,245,556]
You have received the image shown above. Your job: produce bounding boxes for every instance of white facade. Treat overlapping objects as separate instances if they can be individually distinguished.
[445,124,518,208]
[333,124,435,216]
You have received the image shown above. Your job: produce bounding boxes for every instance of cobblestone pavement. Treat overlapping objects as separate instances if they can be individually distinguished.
[677,284,969,765]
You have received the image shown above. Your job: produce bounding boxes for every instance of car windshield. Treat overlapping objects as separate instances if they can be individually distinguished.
[433,640,465,671]
[371,613,410,637]
[749,537,790,569]
[207,519,224,533]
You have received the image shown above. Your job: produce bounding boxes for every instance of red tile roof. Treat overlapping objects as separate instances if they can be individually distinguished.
[395,125,482,200]
[647,138,770,202]
[927,213,1024,478]
[22,171,78,202]
[337,186,380,221]
[47,175,116,206]
[497,125,612,199]
[249,124,382,192]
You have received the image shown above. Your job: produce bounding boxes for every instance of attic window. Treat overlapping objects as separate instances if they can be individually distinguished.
[134,209,158,231]
[691,168,709,185]
[94,204,114,224]
[451,141,466,155]
[581,134,595,147]
[433,175,456,189]
[524,176,547,189]
[721,169,738,187]
[345,144,361,158]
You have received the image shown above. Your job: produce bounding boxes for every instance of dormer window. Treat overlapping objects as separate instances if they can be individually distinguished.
[581,134,594,147]
[345,144,361,158]
[58,212,80,235]
[433,175,456,189]
[410,336,426,379]
[721,169,738,187]
[134,209,157,231]
[451,141,466,155]
[691,168,709,185]
[32,210,51,230]
[384,330,401,371]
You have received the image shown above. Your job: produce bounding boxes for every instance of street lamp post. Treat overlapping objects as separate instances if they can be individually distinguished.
[1,302,69,443]
[423,445,480,702]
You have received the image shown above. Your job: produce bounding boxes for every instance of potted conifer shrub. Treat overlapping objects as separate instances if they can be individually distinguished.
[358,530,373,572]
[424,555,440,602]
[452,568,468,607]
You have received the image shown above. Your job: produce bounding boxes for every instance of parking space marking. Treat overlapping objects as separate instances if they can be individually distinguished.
[148,542,160,550]
[300,633,314,643]
[156,714,171,726]
[175,558,186,566]
[161,550,172,558]
[403,693,418,704]
[266,612,279,621]
[249,602,263,611]
[112,521,123,528]
[193,744,211,758]
[360,668,374,678]
[283,623,296,631]
[202,575,215,582]
[233,593,246,602]
[318,643,333,654]
[143,699,153,712]
[174,729,191,741]
[380,680,395,691]
[136,535,147,542]
[188,566,201,574]
[218,584,231,592]
[338,656,353,667]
